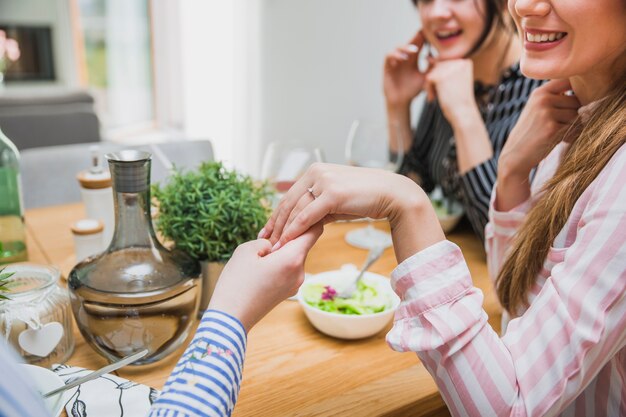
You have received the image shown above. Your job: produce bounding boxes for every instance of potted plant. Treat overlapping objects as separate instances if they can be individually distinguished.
[152,161,272,313]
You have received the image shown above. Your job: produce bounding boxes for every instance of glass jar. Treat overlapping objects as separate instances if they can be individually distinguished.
[68,150,201,365]
[0,263,74,368]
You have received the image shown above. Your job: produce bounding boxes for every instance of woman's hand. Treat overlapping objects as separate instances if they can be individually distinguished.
[496,79,581,210]
[383,31,431,155]
[425,59,494,173]
[424,59,478,124]
[383,31,428,108]
[208,223,323,332]
[259,163,445,263]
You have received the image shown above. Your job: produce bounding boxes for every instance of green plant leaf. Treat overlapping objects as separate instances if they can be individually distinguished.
[152,161,274,262]
[0,267,15,300]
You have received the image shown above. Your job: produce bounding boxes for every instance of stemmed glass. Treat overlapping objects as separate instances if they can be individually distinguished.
[261,141,325,208]
[344,120,404,249]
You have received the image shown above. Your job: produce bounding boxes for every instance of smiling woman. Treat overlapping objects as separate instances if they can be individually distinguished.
[261,0,626,414]
[495,0,626,314]
[412,0,508,58]
[384,0,543,242]
[511,0,626,103]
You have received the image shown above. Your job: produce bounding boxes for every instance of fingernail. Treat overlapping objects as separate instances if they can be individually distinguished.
[271,241,282,252]
[406,44,418,53]
[257,228,266,239]
[399,53,408,59]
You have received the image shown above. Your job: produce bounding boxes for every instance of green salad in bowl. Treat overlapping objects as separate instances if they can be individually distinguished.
[302,280,390,315]
[297,268,400,339]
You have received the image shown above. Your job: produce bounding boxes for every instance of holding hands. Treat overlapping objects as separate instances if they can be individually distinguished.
[209,223,323,332]
[211,163,445,332]
[260,163,445,263]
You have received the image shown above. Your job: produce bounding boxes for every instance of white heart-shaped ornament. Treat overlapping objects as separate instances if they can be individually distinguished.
[18,322,64,357]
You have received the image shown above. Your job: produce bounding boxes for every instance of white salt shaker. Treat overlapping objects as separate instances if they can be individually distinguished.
[76,146,114,249]
[71,219,104,262]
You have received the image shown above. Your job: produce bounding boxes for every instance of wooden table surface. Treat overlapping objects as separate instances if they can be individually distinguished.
[24,202,501,417]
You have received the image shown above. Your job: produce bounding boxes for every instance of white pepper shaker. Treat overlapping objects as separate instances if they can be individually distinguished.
[71,219,104,261]
[76,146,114,249]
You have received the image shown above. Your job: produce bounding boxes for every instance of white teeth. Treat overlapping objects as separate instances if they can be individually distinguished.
[526,32,565,43]
[437,30,460,38]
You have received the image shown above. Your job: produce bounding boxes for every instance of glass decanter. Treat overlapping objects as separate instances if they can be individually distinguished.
[68,150,201,365]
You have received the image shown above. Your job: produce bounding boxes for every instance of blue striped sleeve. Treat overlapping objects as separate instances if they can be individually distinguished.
[149,310,248,417]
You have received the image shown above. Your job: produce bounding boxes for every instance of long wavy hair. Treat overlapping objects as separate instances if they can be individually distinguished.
[496,78,626,313]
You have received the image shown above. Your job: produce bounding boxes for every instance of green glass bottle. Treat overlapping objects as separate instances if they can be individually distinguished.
[0,128,28,264]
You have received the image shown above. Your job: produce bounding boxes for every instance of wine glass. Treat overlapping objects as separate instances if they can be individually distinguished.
[261,141,325,208]
[344,120,404,249]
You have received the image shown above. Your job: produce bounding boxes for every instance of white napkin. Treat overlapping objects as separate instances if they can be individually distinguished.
[52,364,159,417]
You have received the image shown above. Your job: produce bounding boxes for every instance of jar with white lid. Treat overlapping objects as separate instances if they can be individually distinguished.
[71,219,104,262]
[77,147,114,249]
[0,263,74,368]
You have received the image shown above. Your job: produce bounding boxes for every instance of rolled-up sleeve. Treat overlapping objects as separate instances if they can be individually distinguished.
[386,146,626,416]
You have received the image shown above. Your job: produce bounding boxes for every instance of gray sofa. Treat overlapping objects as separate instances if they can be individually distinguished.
[0,91,100,150]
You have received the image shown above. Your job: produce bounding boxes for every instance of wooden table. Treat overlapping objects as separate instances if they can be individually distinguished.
[24,203,501,417]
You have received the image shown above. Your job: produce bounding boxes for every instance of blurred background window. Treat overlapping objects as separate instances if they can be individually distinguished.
[78,0,154,132]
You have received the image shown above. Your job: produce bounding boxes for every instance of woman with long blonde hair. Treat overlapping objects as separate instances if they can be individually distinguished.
[261,0,626,413]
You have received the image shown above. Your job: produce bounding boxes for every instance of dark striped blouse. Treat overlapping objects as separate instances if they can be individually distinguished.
[400,63,543,242]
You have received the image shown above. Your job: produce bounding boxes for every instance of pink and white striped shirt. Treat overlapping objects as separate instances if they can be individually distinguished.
[387,141,626,416]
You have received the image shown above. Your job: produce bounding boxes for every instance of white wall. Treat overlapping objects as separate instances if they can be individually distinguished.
[172,0,419,176]
[151,0,184,131]
[179,0,234,166]
[256,0,419,174]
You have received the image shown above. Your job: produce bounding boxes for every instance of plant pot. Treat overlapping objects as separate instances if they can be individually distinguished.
[199,261,226,317]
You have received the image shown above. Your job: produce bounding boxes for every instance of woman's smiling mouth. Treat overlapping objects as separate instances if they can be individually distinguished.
[525,32,566,43]
[524,30,568,51]
[434,29,463,46]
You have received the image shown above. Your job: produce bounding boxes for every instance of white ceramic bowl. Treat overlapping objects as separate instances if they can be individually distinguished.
[20,364,70,417]
[435,201,464,234]
[297,268,400,340]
